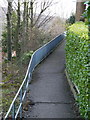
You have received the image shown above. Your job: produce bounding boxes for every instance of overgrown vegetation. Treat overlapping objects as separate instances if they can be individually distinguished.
[65,22,89,118]
[2,52,34,116]
[66,14,75,24]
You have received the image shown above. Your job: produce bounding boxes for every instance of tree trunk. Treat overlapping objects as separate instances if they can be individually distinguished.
[22,1,27,53]
[7,2,12,61]
[30,0,33,28]
[75,2,85,21]
[29,0,34,50]
[15,0,21,57]
[26,2,29,44]
[23,2,27,32]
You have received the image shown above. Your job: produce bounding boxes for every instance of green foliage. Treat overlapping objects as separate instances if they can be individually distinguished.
[66,14,75,24]
[2,61,26,116]
[84,1,90,23]
[65,22,89,119]
[12,11,18,50]
[2,29,7,53]
[21,51,34,64]
[2,11,18,53]
[85,1,90,18]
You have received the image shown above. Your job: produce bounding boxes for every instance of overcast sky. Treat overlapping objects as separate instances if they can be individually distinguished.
[0,0,76,18]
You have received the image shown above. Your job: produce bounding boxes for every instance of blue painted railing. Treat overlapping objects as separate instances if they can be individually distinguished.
[4,33,65,119]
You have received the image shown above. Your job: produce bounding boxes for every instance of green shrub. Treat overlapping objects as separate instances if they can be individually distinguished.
[21,51,34,65]
[65,22,89,118]
[66,14,75,24]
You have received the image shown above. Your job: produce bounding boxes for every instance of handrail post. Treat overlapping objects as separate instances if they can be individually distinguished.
[12,103,15,120]
[20,88,22,118]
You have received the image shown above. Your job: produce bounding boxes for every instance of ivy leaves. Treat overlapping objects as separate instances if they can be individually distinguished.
[65,22,88,119]
[84,1,90,22]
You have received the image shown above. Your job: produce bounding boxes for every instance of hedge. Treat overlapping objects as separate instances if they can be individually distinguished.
[65,22,89,118]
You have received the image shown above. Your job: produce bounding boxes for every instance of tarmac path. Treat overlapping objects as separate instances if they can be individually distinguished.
[23,40,79,118]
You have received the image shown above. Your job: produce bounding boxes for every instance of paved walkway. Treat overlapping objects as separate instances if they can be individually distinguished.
[23,40,79,118]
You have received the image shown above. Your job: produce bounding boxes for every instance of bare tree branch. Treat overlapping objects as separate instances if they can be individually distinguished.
[13,0,18,8]
[33,0,53,26]
[1,7,7,15]
[34,2,38,19]
[38,16,53,28]
[37,12,50,26]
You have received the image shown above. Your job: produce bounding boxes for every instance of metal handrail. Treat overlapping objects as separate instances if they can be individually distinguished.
[4,33,65,119]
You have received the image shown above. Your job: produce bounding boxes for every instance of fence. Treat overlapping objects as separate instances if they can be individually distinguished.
[4,33,65,119]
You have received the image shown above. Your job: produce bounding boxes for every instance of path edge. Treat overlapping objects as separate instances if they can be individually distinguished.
[65,69,78,100]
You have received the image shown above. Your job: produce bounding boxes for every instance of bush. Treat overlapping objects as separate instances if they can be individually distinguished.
[21,51,34,65]
[2,30,7,53]
[66,14,75,24]
[65,22,89,118]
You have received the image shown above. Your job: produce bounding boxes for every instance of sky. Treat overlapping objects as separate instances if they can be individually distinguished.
[49,0,76,18]
[0,0,76,18]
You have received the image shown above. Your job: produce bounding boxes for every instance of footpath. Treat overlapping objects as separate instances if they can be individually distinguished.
[23,40,79,118]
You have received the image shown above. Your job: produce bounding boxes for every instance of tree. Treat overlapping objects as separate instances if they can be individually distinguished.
[32,0,53,28]
[28,0,53,50]
[7,1,12,61]
[75,2,86,21]
[30,0,33,28]
[48,17,65,37]
[26,1,29,41]
[15,0,21,57]
[20,0,28,53]
[2,0,55,58]
[2,9,17,56]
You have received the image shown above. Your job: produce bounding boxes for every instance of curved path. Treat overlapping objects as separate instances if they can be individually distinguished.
[23,40,79,118]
